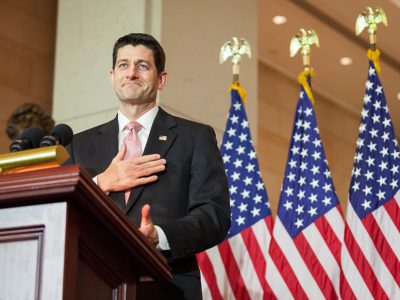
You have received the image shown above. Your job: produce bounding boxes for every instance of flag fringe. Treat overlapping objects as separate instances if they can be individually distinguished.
[230,82,247,105]
[367,48,381,77]
[298,70,315,105]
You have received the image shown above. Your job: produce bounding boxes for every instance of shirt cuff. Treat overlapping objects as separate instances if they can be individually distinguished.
[93,175,109,195]
[155,225,170,250]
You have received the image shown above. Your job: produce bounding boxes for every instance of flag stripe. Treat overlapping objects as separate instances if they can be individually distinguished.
[272,218,323,299]
[252,218,276,299]
[383,195,400,233]
[366,202,400,285]
[268,238,307,299]
[265,252,294,300]
[240,222,273,298]
[342,60,400,300]
[252,218,272,252]
[198,85,273,299]
[205,245,236,299]
[379,200,400,260]
[339,268,357,300]
[341,241,374,299]
[323,206,345,245]
[345,203,390,299]
[229,233,264,299]
[294,231,337,299]
[268,81,344,300]
[314,207,343,266]
[197,252,223,300]
[200,276,213,300]
[317,208,356,299]
[303,215,341,297]
[219,237,252,300]
[358,215,400,298]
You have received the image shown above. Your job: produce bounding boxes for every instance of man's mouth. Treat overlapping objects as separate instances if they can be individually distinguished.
[123,80,142,87]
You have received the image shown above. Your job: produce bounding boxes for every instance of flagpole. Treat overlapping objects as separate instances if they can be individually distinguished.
[266,27,346,299]
[198,36,275,299]
[290,28,319,105]
[340,7,400,299]
[355,6,388,78]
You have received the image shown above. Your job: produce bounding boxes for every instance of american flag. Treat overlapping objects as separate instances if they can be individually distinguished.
[266,74,345,299]
[341,56,400,299]
[197,84,274,299]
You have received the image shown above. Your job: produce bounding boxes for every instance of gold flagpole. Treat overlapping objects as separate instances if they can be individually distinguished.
[290,28,320,105]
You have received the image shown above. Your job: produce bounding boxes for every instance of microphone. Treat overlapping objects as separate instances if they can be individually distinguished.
[9,127,45,152]
[40,123,73,147]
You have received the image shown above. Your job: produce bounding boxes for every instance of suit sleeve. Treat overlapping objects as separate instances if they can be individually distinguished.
[159,125,231,258]
[64,143,75,165]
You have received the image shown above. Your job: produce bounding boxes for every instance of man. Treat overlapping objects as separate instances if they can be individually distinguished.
[66,33,230,299]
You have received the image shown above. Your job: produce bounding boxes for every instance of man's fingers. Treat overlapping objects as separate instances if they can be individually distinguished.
[126,162,165,176]
[141,204,152,225]
[134,154,162,164]
[127,158,166,171]
[104,153,166,192]
[136,175,158,186]
[114,143,127,161]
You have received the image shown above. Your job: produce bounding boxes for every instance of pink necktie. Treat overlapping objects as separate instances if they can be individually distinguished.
[124,121,142,203]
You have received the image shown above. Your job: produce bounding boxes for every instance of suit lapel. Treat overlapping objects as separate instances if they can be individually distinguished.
[125,108,177,213]
[94,116,119,172]
[94,116,126,206]
[142,108,177,157]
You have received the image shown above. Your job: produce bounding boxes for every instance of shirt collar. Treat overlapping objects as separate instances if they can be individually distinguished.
[118,106,159,133]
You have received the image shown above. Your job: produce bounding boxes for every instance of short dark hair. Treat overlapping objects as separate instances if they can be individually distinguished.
[112,33,165,74]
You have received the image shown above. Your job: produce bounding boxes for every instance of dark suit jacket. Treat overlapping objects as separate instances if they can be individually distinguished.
[66,107,230,298]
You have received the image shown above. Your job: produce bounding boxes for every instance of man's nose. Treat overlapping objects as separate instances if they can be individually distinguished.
[127,65,139,78]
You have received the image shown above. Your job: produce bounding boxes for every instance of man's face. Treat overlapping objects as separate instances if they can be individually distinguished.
[109,44,166,105]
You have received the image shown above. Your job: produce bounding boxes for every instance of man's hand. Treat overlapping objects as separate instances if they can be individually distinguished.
[139,204,159,247]
[97,144,166,193]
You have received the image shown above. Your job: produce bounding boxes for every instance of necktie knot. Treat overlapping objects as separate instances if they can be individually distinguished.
[125,121,142,133]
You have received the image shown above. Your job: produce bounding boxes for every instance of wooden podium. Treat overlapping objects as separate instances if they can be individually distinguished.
[0,165,171,300]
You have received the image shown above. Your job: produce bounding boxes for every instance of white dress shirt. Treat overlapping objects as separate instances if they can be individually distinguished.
[117,106,159,153]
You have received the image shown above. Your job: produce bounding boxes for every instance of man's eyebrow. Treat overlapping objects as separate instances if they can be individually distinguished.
[116,58,129,64]
[134,59,150,64]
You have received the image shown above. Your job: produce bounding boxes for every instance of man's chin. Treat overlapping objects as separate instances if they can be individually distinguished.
[120,96,149,105]
[121,92,144,101]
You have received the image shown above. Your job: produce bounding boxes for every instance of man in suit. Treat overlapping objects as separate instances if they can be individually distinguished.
[66,33,230,299]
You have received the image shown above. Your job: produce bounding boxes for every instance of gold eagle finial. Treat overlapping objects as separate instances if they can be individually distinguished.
[220,37,251,83]
[290,29,319,70]
[355,7,387,49]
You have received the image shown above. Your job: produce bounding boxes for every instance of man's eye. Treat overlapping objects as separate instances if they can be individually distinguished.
[118,63,128,69]
[138,64,149,70]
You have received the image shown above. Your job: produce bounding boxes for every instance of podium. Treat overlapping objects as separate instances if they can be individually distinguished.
[0,165,171,300]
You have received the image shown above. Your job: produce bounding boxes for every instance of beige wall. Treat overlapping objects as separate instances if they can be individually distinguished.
[52,0,163,133]
[52,0,257,143]
[160,0,257,143]
[0,0,57,152]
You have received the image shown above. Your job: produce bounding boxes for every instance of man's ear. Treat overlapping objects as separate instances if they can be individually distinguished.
[158,71,168,91]
[108,69,114,86]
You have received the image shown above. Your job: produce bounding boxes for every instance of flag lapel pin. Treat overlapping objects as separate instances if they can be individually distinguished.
[159,135,167,141]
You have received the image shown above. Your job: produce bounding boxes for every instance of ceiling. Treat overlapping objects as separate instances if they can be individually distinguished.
[259,0,400,135]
